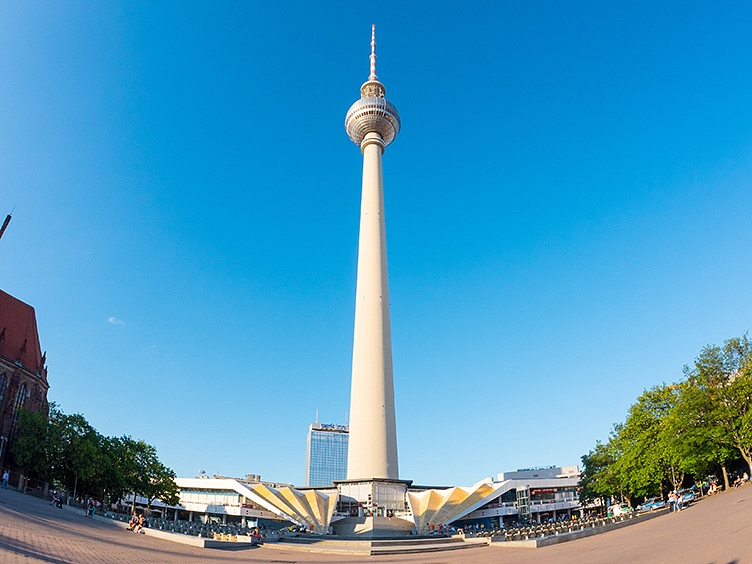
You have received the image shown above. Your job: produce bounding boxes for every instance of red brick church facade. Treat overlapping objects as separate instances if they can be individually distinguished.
[0,289,49,464]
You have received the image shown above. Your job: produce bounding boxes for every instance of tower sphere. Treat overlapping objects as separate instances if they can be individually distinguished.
[345,90,401,147]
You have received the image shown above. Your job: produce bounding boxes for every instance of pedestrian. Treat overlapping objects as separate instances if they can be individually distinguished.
[668,491,677,513]
[1,470,9,489]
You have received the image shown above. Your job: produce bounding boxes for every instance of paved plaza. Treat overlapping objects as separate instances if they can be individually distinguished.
[1,485,751,563]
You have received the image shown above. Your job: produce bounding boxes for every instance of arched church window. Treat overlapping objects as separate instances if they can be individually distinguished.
[10,383,27,437]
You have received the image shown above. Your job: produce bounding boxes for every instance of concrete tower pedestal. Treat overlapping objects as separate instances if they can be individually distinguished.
[332,479,414,538]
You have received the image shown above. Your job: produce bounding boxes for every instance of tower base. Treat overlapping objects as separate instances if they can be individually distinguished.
[331,516,414,538]
[333,478,414,537]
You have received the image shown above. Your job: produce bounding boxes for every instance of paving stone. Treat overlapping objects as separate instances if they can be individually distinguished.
[1,485,751,563]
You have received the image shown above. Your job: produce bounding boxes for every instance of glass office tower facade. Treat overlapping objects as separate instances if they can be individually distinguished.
[306,422,349,487]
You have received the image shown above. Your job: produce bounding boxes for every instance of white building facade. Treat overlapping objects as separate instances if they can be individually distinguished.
[453,466,582,529]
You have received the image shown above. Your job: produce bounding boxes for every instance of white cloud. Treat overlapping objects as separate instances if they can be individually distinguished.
[108,316,125,325]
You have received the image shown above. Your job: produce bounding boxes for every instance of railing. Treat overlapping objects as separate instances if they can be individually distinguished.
[106,511,267,539]
[463,513,642,542]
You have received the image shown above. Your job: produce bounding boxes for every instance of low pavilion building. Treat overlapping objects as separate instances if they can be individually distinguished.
[140,465,581,536]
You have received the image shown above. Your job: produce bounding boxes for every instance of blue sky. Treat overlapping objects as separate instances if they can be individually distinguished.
[2,1,751,487]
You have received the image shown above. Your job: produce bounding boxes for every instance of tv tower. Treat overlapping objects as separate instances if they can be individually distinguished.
[344,25,401,481]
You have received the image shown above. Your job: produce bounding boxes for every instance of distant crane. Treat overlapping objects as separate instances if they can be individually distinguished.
[0,214,10,241]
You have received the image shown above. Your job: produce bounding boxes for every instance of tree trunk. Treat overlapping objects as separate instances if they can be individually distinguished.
[721,465,730,490]
[669,467,684,491]
[740,449,752,477]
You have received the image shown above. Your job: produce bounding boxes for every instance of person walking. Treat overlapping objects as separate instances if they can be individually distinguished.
[1,470,9,489]
[668,491,677,513]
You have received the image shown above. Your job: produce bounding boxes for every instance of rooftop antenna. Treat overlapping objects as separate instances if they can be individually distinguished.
[315,408,319,424]
[369,24,377,81]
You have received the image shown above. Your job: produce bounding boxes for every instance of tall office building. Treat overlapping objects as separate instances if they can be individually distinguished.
[305,422,349,487]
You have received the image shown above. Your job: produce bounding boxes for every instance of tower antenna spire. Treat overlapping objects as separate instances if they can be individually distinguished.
[0,213,12,242]
[369,24,377,81]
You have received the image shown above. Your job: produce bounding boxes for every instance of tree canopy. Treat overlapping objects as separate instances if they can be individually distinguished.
[580,332,752,504]
[12,403,178,507]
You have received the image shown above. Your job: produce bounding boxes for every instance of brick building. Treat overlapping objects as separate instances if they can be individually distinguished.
[0,289,49,465]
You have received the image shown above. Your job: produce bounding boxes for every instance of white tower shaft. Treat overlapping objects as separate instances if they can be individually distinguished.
[346,132,399,480]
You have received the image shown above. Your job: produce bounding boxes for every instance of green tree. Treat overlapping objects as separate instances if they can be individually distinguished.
[685,334,752,477]
[12,407,52,480]
[671,377,738,489]
[579,438,625,506]
[117,437,179,513]
[141,458,179,512]
[98,436,133,504]
[612,384,685,499]
[56,413,102,496]
[580,332,752,500]
[10,403,180,508]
